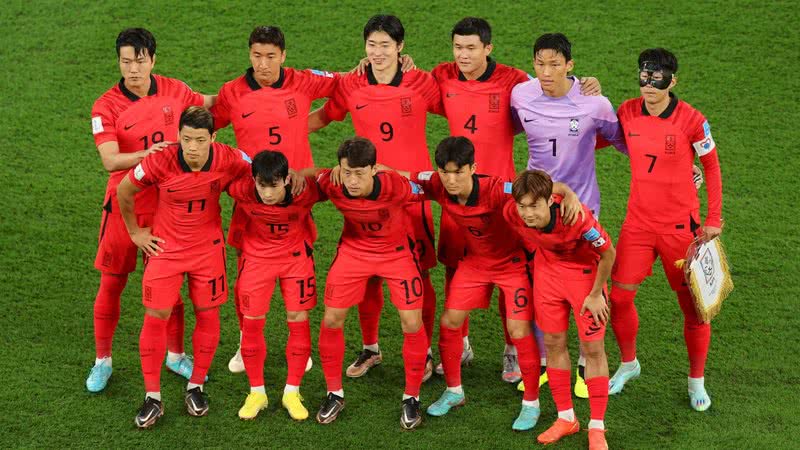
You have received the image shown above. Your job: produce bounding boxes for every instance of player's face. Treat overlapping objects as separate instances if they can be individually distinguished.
[437,162,476,197]
[254,177,287,205]
[533,50,574,89]
[179,126,215,166]
[340,158,377,197]
[118,46,155,90]
[516,194,553,229]
[639,72,677,105]
[365,31,403,72]
[452,34,492,76]
[250,43,286,86]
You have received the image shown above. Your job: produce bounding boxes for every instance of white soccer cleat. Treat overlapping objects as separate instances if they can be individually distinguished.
[228,348,245,373]
[305,356,313,373]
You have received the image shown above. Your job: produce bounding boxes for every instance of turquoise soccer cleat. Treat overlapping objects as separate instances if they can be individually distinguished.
[426,390,465,417]
[512,404,541,431]
[166,355,208,382]
[86,358,113,393]
[689,385,712,411]
[608,360,641,395]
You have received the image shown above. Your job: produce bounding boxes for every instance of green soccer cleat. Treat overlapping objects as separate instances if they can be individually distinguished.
[86,358,112,393]
[166,355,207,382]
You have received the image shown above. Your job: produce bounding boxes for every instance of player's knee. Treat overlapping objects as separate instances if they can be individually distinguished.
[244,314,266,321]
[543,332,567,353]
[323,309,346,329]
[286,310,308,322]
[580,340,606,361]
[506,319,531,339]
[440,309,466,329]
[145,307,172,321]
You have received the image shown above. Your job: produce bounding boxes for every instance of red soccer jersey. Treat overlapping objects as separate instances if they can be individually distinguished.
[323,67,442,172]
[211,67,338,168]
[411,171,524,267]
[226,176,322,259]
[316,169,422,256]
[432,59,529,180]
[503,196,612,277]
[128,142,251,258]
[617,94,723,233]
[91,74,205,214]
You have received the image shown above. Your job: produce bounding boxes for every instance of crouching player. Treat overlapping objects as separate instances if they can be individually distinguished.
[226,150,321,421]
[307,137,428,429]
[117,107,251,428]
[391,137,580,431]
[504,170,615,449]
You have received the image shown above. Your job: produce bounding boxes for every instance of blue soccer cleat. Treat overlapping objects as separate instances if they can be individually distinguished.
[689,385,712,412]
[609,359,641,395]
[86,358,113,393]
[166,355,208,382]
[512,404,541,431]
[426,390,465,417]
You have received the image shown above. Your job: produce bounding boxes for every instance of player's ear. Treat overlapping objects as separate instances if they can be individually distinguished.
[397,41,404,54]
[150,53,157,67]
[565,59,575,73]
[280,50,287,65]
[670,76,677,90]
[469,163,477,175]
[370,165,378,176]
[547,195,554,207]
[484,43,493,56]
[210,131,217,143]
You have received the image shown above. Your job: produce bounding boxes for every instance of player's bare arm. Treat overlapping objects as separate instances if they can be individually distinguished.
[552,182,584,225]
[581,244,615,325]
[202,94,217,108]
[116,176,164,256]
[307,107,331,133]
[96,140,173,172]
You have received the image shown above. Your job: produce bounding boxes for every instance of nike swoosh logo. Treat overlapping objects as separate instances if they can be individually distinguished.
[628,132,640,137]
[405,299,419,305]
[242,111,255,118]
[513,309,525,314]
[446,93,457,97]
[355,104,368,110]
[211,294,225,302]
[299,297,312,304]
[166,188,181,193]
[523,118,534,123]
[124,123,137,130]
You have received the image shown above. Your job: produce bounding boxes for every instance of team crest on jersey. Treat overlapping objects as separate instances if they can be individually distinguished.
[285,98,298,118]
[241,294,250,310]
[489,93,500,113]
[568,118,580,136]
[211,180,220,194]
[665,135,676,154]
[400,97,412,116]
[162,105,174,126]
[378,208,390,219]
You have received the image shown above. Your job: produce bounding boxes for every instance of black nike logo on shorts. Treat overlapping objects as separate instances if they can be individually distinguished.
[355,104,368,110]
[242,111,255,118]
[124,123,137,130]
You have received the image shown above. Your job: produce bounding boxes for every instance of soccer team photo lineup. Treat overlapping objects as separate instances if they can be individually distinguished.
[72,11,738,449]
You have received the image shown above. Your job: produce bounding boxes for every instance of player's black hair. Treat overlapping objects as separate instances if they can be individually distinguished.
[363,14,404,44]
[252,150,289,184]
[512,170,553,203]
[179,106,214,136]
[451,17,492,45]
[337,137,377,168]
[435,136,475,169]
[533,33,572,61]
[116,28,156,59]
[638,48,678,73]
[249,25,286,50]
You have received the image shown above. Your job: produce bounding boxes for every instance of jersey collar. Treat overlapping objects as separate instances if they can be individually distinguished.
[178,146,214,172]
[642,92,678,119]
[367,64,403,87]
[245,67,286,91]
[457,57,496,82]
[448,174,481,206]
[342,173,382,200]
[118,75,158,101]
[541,202,559,233]
[255,186,294,206]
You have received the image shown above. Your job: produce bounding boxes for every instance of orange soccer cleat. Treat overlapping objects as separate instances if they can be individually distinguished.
[536,418,580,444]
[588,428,608,450]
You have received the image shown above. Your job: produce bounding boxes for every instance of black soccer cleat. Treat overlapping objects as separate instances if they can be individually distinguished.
[185,387,210,417]
[400,397,423,430]
[135,396,164,429]
[316,393,345,424]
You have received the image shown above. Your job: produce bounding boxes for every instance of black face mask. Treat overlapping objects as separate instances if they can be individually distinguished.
[638,61,673,90]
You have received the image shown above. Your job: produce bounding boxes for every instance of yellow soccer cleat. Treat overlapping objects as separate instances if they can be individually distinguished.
[574,367,588,399]
[517,367,548,392]
[238,392,268,420]
[282,391,309,421]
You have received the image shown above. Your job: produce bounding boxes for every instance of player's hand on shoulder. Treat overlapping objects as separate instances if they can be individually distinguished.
[702,225,722,242]
[330,165,342,186]
[581,291,609,325]
[144,141,174,157]
[352,57,370,76]
[561,191,585,226]
[579,77,602,96]
[399,54,416,72]
[693,165,704,189]
[131,227,164,257]
[286,169,306,195]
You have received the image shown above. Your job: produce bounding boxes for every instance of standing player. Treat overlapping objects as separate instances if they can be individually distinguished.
[384,137,580,431]
[117,107,251,428]
[305,137,428,430]
[431,17,603,384]
[607,48,723,412]
[504,170,615,450]
[211,25,338,373]
[309,14,441,380]
[510,33,626,397]
[87,28,215,392]
[225,151,321,421]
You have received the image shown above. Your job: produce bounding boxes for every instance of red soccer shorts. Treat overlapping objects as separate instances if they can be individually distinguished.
[324,248,423,311]
[534,266,606,341]
[407,201,437,271]
[612,224,694,291]
[94,203,153,274]
[437,210,464,269]
[142,244,228,310]
[445,257,533,321]
[235,251,317,317]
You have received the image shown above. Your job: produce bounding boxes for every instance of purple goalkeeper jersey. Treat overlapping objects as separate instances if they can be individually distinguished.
[510,77,626,216]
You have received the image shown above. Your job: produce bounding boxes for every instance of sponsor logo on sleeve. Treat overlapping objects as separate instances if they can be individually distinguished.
[310,69,334,78]
[409,181,422,194]
[91,116,104,134]
[503,182,513,194]
[583,227,608,247]
[239,150,252,163]
[134,164,145,181]
[417,171,434,181]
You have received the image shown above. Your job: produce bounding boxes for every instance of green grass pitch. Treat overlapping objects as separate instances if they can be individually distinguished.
[1,0,798,448]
